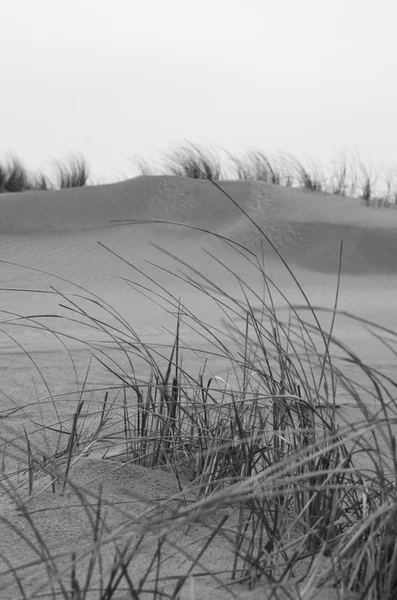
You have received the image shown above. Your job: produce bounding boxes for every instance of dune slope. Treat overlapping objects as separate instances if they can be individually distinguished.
[1,176,396,274]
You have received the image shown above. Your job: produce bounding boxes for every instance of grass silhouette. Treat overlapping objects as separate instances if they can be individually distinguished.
[136,142,397,207]
[0,154,90,193]
[2,142,397,208]
[0,156,34,193]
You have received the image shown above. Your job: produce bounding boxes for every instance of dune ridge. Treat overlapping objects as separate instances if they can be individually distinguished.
[0,176,396,277]
[0,175,394,353]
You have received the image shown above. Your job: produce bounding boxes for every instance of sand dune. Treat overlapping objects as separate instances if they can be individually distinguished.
[0,177,394,599]
[0,175,394,348]
[0,176,394,388]
[1,175,397,274]
[0,176,256,234]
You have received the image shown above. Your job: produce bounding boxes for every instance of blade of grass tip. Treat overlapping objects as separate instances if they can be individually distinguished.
[2,443,6,473]
[163,309,180,387]
[23,427,34,495]
[99,391,109,430]
[78,355,92,407]
[123,385,131,456]
[242,313,249,395]
[62,408,80,494]
[169,302,182,434]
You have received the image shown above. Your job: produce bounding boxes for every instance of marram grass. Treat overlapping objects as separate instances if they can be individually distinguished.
[2,140,397,207]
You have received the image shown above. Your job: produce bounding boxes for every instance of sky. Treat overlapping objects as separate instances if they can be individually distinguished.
[1,0,397,183]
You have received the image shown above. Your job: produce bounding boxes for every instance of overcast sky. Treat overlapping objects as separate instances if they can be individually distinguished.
[1,0,396,183]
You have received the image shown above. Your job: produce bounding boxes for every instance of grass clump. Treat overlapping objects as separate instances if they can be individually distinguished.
[163,142,223,180]
[0,154,90,193]
[0,181,396,598]
[0,156,35,193]
[288,155,325,192]
[228,149,291,186]
[129,142,397,206]
[56,155,90,189]
[3,141,397,207]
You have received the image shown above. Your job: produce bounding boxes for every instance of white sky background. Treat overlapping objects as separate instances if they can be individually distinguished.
[1,0,397,183]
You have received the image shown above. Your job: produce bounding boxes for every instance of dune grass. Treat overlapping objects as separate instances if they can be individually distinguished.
[162,142,224,181]
[2,142,397,207]
[55,155,90,189]
[129,141,397,206]
[0,180,396,598]
[0,155,90,193]
[137,143,397,207]
[0,156,33,193]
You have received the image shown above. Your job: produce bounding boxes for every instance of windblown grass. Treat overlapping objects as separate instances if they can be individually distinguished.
[2,141,397,206]
[0,181,396,598]
[56,155,90,189]
[227,150,291,186]
[163,142,224,180]
[0,156,35,193]
[137,142,397,207]
[0,154,90,193]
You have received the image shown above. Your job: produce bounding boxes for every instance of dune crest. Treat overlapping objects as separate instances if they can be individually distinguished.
[0,176,396,276]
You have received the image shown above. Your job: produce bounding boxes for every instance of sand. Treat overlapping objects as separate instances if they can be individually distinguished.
[0,176,395,598]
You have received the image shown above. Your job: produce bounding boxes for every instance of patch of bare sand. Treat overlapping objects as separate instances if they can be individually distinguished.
[0,177,394,598]
[0,458,347,600]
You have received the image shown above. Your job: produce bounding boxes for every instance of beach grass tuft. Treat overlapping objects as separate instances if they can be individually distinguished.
[56,155,90,189]
[0,154,90,193]
[2,142,397,206]
[163,141,224,181]
[133,142,397,207]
